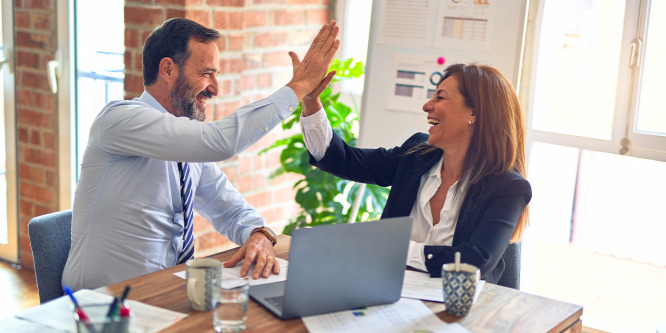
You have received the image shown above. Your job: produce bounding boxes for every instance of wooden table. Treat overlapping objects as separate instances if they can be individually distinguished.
[97,235,583,333]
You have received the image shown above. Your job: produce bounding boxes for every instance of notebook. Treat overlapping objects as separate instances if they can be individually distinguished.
[249,216,414,319]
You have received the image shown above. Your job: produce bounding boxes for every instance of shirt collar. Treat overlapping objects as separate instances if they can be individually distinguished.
[137,90,169,114]
[426,156,444,179]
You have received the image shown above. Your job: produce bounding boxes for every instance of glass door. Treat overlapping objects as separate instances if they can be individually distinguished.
[1,0,18,262]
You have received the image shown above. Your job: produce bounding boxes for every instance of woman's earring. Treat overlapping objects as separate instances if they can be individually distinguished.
[467,120,473,126]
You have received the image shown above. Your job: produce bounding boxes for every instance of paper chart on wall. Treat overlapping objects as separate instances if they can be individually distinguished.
[388,53,460,113]
[435,0,496,52]
[375,0,435,47]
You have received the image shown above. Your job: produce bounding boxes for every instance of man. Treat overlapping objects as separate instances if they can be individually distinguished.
[62,18,339,290]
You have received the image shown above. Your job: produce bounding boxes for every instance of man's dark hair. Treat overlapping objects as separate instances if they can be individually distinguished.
[142,18,220,86]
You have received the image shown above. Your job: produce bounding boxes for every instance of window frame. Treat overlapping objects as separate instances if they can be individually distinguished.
[1,0,19,262]
[522,0,665,163]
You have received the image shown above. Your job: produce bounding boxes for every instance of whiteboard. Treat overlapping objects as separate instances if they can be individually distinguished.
[358,0,528,149]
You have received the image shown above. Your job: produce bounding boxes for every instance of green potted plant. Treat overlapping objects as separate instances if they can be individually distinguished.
[261,59,390,234]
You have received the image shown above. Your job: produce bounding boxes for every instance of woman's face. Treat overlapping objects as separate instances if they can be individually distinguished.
[422,75,476,150]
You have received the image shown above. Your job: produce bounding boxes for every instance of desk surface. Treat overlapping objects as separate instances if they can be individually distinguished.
[97,235,583,333]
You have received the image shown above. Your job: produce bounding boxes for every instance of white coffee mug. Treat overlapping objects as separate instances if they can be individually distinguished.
[186,258,222,311]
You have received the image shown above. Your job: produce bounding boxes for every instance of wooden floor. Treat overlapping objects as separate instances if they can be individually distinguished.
[0,260,40,321]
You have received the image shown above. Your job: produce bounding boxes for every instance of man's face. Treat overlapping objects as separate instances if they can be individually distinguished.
[169,40,220,121]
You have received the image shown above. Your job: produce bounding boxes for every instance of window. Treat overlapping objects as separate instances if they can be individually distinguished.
[55,0,124,207]
[74,0,125,180]
[337,0,373,96]
[521,1,666,332]
[0,0,18,262]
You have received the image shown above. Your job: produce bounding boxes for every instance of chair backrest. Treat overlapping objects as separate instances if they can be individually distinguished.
[28,210,73,303]
[497,242,521,289]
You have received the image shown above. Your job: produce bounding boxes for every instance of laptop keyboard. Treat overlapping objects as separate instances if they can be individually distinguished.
[265,295,284,310]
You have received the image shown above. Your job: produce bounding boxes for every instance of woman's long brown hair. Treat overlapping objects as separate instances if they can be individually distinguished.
[414,63,529,242]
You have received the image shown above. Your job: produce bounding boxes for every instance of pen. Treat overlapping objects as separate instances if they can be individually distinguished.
[120,285,131,304]
[63,285,99,333]
[105,297,119,318]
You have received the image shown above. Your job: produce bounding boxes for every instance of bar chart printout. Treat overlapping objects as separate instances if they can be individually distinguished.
[389,53,450,113]
[435,0,496,51]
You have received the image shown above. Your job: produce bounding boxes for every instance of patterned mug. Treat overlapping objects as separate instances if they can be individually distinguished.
[186,258,222,311]
[441,262,480,316]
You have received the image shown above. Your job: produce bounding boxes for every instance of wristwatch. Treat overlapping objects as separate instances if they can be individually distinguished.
[251,226,277,246]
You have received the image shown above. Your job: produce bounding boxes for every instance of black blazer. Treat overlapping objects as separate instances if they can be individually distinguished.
[311,132,532,284]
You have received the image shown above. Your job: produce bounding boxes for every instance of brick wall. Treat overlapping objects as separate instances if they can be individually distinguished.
[14,0,59,269]
[13,0,330,269]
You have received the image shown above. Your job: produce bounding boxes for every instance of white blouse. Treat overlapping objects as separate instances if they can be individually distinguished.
[301,109,466,272]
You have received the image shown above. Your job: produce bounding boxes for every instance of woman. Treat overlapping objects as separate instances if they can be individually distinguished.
[300,63,531,284]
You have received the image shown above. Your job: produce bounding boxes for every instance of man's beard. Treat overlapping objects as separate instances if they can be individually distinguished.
[169,74,210,121]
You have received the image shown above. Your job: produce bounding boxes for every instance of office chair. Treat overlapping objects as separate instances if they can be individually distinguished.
[497,242,521,290]
[28,209,73,303]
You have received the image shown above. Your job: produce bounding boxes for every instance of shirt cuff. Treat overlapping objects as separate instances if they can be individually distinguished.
[300,108,332,161]
[406,240,427,272]
[268,86,300,118]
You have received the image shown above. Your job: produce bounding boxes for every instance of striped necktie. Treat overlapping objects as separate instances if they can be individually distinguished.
[177,162,194,264]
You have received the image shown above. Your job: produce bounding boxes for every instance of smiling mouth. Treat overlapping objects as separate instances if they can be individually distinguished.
[428,119,440,126]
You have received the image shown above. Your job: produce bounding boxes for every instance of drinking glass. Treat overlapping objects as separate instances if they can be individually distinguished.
[213,277,249,333]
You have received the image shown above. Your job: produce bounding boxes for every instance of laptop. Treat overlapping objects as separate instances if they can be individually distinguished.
[249,216,413,319]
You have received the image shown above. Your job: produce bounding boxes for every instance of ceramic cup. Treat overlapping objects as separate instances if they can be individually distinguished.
[441,262,480,316]
[186,258,222,311]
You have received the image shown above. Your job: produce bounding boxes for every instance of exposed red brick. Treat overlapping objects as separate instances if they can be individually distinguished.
[272,9,302,26]
[243,11,268,28]
[45,170,56,187]
[32,12,52,30]
[219,79,233,96]
[215,100,241,119]
[214,11,243,30]
[124,74,144,96]
[15,11,30,28]
[287,0,320,4]
[257,73,272,88]
[306,9,329,25]
[35,92,55,110]
[20,71,51,91]
[26,0,53,10]
[29,130,40,145]
[246,191,271,208]
[18,109,52,128]
[125,28,139,48]
[239,154,254,172]
[182,9,211,25]
[18,127,29,143]
[15,31,51,50]
[19,163,45,184]
[156,0,204,6]
[255,0,287,4]
[124,6,164,27]
[240,74,256,90]
[263,51,291,68]
[229,34,244,51]
[207,0,245,6]
[21,147,56,167]
[254,31,288,48]
[19,182,56,204]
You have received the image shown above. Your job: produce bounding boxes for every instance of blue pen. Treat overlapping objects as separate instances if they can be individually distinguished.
[64,286,99,333]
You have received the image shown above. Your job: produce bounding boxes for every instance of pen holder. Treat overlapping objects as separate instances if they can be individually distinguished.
[73,303,131,333]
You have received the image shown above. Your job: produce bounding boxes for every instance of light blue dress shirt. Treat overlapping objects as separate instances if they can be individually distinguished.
[62,87,298,290]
